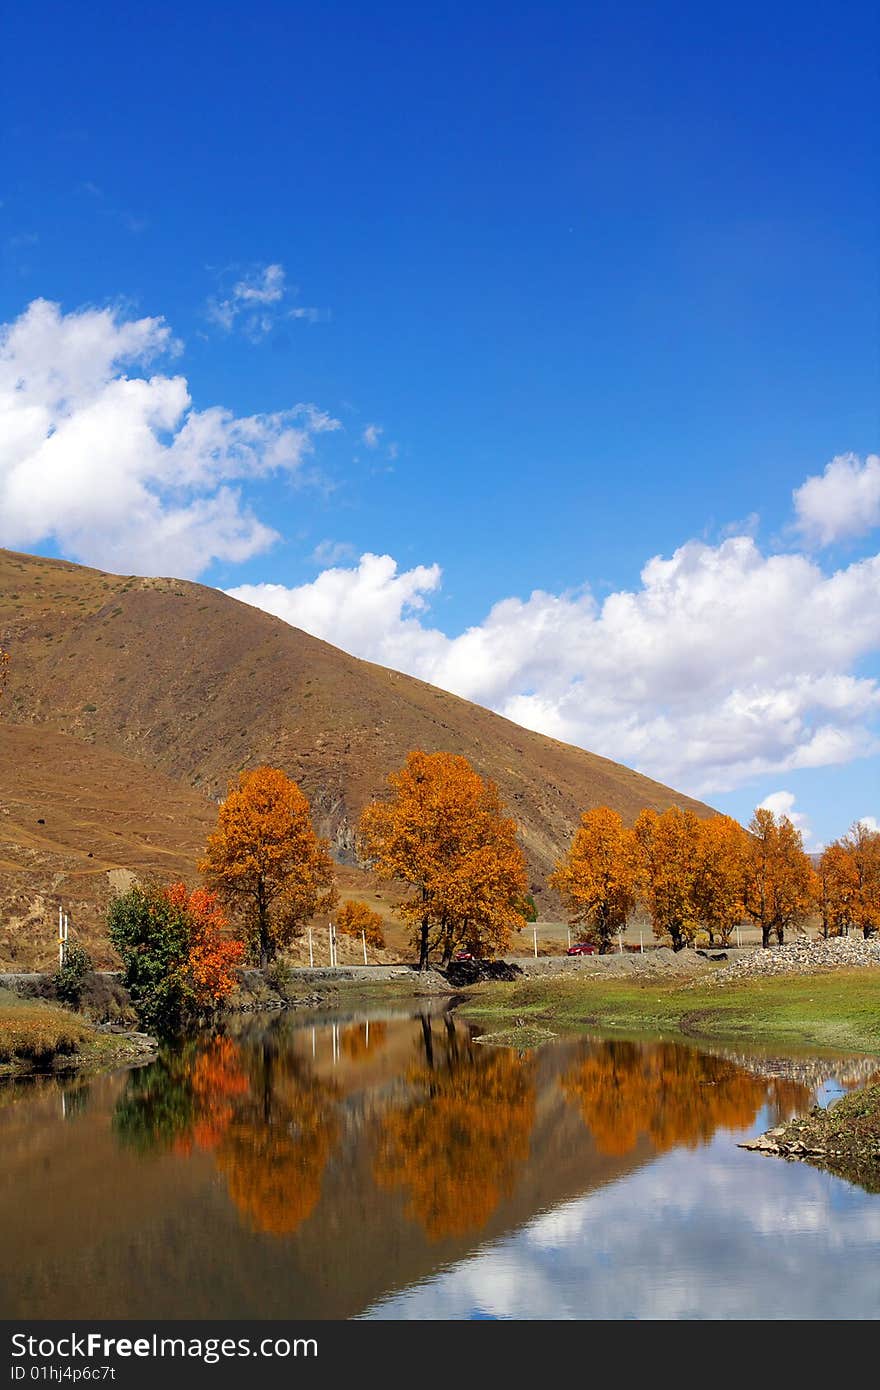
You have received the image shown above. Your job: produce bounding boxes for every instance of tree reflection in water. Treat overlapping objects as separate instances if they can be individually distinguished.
[112,1021,818,1246]
[374,1016,536,1241]
[114,1032,339,1236]
[561,1040,812,1157]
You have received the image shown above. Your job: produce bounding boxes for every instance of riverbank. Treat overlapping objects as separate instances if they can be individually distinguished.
[459,966,880,1055]
[740,1083,880,1192]
[0,987,156,1079]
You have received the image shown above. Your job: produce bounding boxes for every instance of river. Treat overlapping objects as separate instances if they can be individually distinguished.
[0,1006,877,1320]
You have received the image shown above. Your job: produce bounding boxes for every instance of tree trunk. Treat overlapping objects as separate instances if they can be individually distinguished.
[762,922,771,948]
[418,917,430,971]
[775,925,785,946]
[257,875,271,968]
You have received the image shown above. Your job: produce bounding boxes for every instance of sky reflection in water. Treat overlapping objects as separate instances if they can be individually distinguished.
[1,1010,877,1320]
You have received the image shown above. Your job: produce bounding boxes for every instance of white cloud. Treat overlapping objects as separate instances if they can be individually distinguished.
[230,553,444,672]
[0,298,339,577]
[793,453,880,546]
[757,790,818,848]
[229,532,880,795]
[362,423,383,449]
[310,539,356,566]
[857,816,879,835]
[206,263,321,341]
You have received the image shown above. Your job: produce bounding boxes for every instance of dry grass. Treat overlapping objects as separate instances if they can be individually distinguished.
[0,988,91,1065]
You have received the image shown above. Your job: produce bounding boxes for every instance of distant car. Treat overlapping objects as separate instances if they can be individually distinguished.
[454,951,475,962]
[567,942,596,956]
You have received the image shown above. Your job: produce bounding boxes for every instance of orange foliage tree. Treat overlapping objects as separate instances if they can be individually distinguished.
[840,820,880,939]
[633,806,702,950]
[817,841,858,938]
[358,750,528,969]
[374,1018,535,1239]
[742,806,815,947]
[336,899,386,950]
[164,883,244,1008]
[692,815,748,946]
[549,806,638,953]
[200,766,337,967]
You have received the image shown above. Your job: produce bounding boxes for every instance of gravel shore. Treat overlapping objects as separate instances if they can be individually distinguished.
[710,936,880,986]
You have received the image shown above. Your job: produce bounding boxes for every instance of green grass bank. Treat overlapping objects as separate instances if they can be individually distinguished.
[459,967,880,1055]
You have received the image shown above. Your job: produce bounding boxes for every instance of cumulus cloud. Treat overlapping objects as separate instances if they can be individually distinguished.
[206,263,321,340]
[0,298,339,576]
[230,553,444,672]
[757,790,817,848]
[793,453,880,546]
[229,533,880,795]
[362,423,383,448]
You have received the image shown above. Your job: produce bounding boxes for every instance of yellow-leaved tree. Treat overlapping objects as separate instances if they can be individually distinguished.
[840,820,880,939]
[633,806,702,951]
[199,766,337,967]
[742,806,815,948]
[336,899,386,950]
[692,814,748,946]
[549,806,638,953]
[817,841,857,938]
[358,750,528,969]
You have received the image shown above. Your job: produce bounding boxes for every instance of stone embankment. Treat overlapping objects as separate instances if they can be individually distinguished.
[711,937,880,986]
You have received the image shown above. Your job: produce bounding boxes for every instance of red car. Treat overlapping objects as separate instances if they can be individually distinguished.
[454,951,475,962]
[566,942,596,956]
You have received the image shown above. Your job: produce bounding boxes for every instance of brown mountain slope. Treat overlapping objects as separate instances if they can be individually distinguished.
[0,547,712,964]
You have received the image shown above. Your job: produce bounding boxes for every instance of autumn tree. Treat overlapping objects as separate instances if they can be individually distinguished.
[817,841,857,938]
[692,815,748,946]
[840,820,880,939]
[108,882,243,1035]
[742,807,815,947]
[633,806,702,950]
[358,750,528,969]
[336,899,386,950]
[549,806,638,953]
[200,766,337,967]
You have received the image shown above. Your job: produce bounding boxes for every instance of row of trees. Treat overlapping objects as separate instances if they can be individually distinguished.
[109,751,878,1031]
[552,803,879,952]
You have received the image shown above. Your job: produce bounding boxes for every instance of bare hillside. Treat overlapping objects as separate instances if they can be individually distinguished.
[0,548,712,964]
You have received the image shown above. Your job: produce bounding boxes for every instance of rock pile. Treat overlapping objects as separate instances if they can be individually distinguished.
[713,936,880,985]
[445,959,524,987]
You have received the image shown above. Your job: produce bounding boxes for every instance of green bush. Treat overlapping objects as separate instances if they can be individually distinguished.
[108,885,194,1037]
[53,944,93,1008]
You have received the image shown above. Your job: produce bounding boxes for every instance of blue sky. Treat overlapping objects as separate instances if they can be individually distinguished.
[1,2,878,845]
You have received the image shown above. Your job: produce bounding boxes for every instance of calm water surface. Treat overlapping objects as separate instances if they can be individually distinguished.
[1,1008,877,1320]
